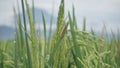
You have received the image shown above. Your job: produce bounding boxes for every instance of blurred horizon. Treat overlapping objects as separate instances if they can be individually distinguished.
[0,0,120,39]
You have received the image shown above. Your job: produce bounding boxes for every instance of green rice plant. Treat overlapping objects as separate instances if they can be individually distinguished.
[25,0,39,67]
[0,0,120,68]
[16,0,25,61]
[21,0,32,68]
[72,5,77,29]
[48,0,66,67]
[13,7,18,68]
[68,12,82,68]
[40,11,47,68]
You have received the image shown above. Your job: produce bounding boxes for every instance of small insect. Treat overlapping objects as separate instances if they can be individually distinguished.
[60,23,68,38]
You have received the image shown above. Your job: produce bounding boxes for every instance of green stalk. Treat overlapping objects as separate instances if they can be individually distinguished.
[21,0,32,68]
[48,0,65,67]
[17,0,25,63]
[25,0,38,68]
[68,12,82,68]
[42,12,47,49]
[41,12,47,68]
[83,17,86,31]
[32,0,35,23]
[13,7,18,68]
[25,0,35,41]
[72,5,77,29]
[14,33,18,68]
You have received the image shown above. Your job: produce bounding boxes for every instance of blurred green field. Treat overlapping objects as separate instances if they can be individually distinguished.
[0,0,120,68]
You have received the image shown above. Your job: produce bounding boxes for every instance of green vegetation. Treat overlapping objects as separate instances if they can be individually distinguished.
[0,0,120,68]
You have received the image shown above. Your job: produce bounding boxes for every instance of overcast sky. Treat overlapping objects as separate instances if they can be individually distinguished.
[0,0,120,33]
